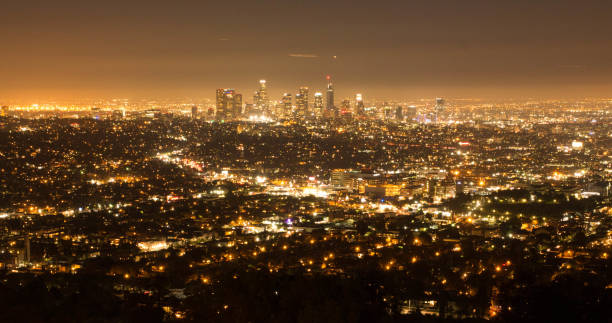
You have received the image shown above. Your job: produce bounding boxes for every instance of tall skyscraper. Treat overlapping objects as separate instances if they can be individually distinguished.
[254,80,269,112]
[405,105,417,120]
[216,89,242,120]
[191,105,198,119]
[0,106,8,117]
[296,87,309,117]
[216,89,225,119]
[281,93,292,118]
[340,98,352,119]
[313,92,323,117]
[295,93,303,118]
[435,98,445,111]
[355,94,364,116]
[395,105,403,121]
[435,98,445,122]
[325,75,334,114]
[340,98,351,113]
[233,94,243,117]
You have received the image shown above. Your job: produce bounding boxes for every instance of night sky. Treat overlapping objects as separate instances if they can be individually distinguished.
[2,0,611,101]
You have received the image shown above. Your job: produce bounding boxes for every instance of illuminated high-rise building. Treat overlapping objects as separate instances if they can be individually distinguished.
[434,98,445,122]
[233,94,243,117]
[339,98,352,119]
[216,89,242,120]
[405,105,417,120]
[191,105,198,119]
[281,93,292,118]
[254,79,269,112]
[0,106,8,117]
[395,105,403,121]
[340,98,351,113]
[435,98,445,112]
[216,89,225,119]
[325,75,334,113]
[435,98,445,111]
[313,92,323,117]
[296,87,309,117]
[355,94,364,116]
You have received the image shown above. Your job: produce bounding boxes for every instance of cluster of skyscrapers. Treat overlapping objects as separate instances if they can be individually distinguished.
[215,89,243,121]
[213,76,432,122]
[215,76,341,121]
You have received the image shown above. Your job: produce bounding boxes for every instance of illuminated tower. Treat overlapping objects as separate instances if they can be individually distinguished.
[325,75,334,114]
[435,98,445,112]
[294,93,303,118]
[281,93,292,118]
[395,106,403,121]
[355,94,364,116]
[0,106,8,117]
[435,97,445,122]
[339,98,352,119]
[216,89,225,120]
[233,93,243,118]
[216,89,241,120]
[254,79,269,112]
[405,105,417,120]
[313,92,323,117]
[296,87,309,118]
[340,98,350,112]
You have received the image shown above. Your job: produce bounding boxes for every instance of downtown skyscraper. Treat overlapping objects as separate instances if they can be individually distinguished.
[296,87,309,118]
[325,75,335,116]
[281,93,292,118]
[434,97,446,123]
[313,92,323,117]
[355,93,365,116]
[254,80,269,113]
[216,89,242,121]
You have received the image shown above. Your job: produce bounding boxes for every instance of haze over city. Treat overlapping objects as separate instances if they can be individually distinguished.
[2,0,612,101]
